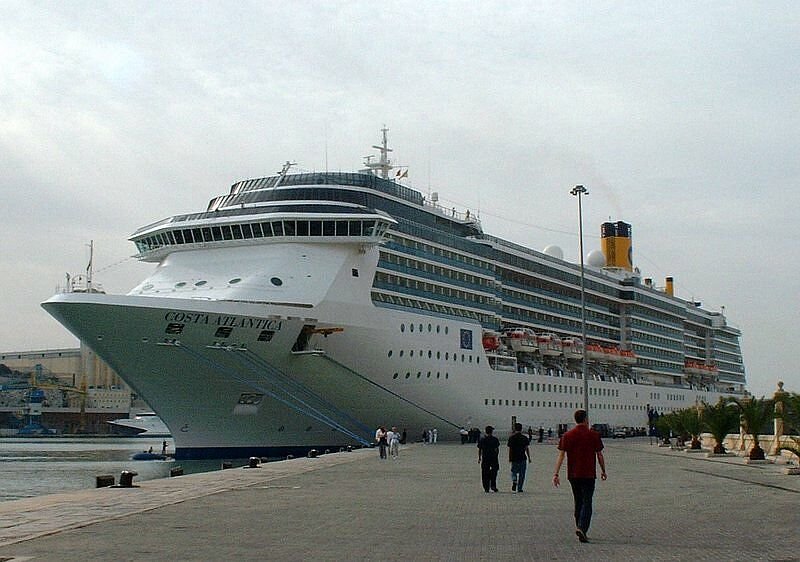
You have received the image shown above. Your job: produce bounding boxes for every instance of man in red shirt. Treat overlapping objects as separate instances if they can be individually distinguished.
[552,409,607,543]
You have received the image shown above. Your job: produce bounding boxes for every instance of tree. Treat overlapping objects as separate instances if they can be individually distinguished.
[654,414,674,446]
[732,396,774,460]
[702,398,740,454]
[676,407,703,450]
[775,392,800,463]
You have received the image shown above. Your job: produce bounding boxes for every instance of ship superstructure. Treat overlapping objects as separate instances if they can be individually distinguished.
[43,130,745,459]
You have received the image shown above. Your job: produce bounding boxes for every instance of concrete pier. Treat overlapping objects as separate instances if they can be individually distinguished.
[0,439,798,561]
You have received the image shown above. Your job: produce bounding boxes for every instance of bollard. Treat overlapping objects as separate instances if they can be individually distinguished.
[221,461,233,470]
[347,445,353,452]
[170,466,184,477]
[119,470,138,488]
[96,474,115,488]
[247,456,260,468]
[286,454,294,460]
[307,449,318,458]
[324,449,331,455]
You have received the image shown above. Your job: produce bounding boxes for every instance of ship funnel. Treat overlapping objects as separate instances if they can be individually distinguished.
[665,276,674,296]
[600,221,633,271]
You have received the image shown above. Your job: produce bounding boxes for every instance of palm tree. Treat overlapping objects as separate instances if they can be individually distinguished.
[702,398,740,454]
[775,392,800,462]
[654,414,674,446]
[676,407,703,449]
[732,396,774,460]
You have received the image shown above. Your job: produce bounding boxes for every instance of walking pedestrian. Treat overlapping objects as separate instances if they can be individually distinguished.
[389,426,400,459]
[432,428,438,444]
[507,423,531,492]
[477,425,500,492]
[376,426,388,459]
[553,409,607,543]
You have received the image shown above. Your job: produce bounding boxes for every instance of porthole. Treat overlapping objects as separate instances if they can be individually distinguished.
[476,357,480,364]
[405,372,410,379]
[437,351,441,359]
[143,283,154,290]
[194,280,207,287]
[469,356,473,363]
[401,324,405,333]
[278,425,285,432]
[270,277,283,286]
[416,372,421,378]
[461,354,465,362]
[445,373,449,379]
[175,282,187,288]
[436,325,441,333]
[418,324,423,332]
[427,371,431,378]
[388,350,393,357]
[399,350,404,357]
[427,324,432,332]
[229,278,242,284]
[410,350,414,357]
[445,352,449,360]
[437,372,441,378]
[393,373,399,379]
[445,327,449,335]
[410,324,414,332]
[428,350,432,358]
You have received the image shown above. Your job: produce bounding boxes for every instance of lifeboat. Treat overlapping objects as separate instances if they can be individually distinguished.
[585,343,605,361]
[619,349,637,365]
[503,327,538,353]
[482,331,502,353]
[603,346,621,362]
[684,360,718,376]
[537,333,563,356]
[562,337,584,360]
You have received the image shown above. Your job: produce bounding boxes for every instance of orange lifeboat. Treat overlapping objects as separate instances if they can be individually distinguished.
[619,349,637,365]
[503,327,538,353]
[537,333,563,356]
[562,337,583,360]
[482,331,502,352]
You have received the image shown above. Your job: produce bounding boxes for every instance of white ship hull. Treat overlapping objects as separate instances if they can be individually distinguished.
[44,291,732,459]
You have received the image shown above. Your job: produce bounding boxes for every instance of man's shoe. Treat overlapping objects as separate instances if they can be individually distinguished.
[491,487,499,492]
[576,530,588,543]
[512,481,517,492]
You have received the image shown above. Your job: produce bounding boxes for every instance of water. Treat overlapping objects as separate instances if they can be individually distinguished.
[0,437,226,502]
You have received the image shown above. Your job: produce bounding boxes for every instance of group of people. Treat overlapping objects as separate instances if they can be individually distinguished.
[374,426,404,460]
[477,410,607,543]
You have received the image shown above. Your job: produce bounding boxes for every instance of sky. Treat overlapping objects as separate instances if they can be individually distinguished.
[1,1,798,398]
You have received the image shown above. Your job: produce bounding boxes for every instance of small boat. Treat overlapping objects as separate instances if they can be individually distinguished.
[561,337,583,360]
[537,333,562,356]
[502,327,538,353]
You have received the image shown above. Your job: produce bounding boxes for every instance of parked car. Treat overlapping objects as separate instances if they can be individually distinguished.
[612,427,627,439]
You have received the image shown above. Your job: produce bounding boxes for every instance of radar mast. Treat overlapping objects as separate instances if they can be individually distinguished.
[363,126,394,179]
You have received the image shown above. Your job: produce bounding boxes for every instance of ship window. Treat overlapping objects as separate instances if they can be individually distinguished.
[266,222,278,236]
[436,351,441,359]
[427,371,431,378]
[229,278,242,284]
[297,221,309,236]
[393,373,398,379]
[410,324,414,332]
[165,323,184,334]
[352,269,359,277]
[405,373,410,379]
[445,373,449,379]
[195,280,207,286]
[231,224,243,239]
[309,221,322,236]
[428,350,432,358]
[257,330,275,342]
[215,327,233,338]
[173,230,185,244]
[437,372,441,378]
[437,325,441,333]
[270,277,283,286]
[476,357,480,365]
[363,220,376,236]
[208,226,220,240]
[445,352,449,360]
[417,372,421,378]
[222,225,233,240]
[336,221,348,236]
[388,350,393,357]
[323,221,335,236]
[241,224,253,239]
[428,324,432,332]
[400,324,405,332]
[251,223,263,237]
[399,350,404,357]
[175,282,187,288]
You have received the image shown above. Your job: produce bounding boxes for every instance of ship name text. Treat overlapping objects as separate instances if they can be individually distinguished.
[164,311,283,331]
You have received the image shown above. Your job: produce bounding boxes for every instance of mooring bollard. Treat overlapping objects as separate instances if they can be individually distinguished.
[347,445,353,452]
[119,470,138,488]
[170,466,184,477]
[286,454,294,460]
[248,456,260,468]
[96,474,115,488]
[221,461,233,470]
[307,449,318,458]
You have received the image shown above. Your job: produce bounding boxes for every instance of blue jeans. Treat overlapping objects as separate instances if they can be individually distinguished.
[510,460,527,491]
[569,478,596,533]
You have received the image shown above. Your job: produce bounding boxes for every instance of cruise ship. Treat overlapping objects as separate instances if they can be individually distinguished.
[42,129,746,459]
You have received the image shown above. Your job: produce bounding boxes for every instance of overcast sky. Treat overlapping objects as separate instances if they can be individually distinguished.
[1,1,798,397]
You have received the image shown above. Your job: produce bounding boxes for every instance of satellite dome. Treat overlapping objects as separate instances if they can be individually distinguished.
[587,249,606,268]
[543,245,563,260]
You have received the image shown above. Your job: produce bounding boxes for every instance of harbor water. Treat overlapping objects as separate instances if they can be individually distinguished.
[0,437,224,502]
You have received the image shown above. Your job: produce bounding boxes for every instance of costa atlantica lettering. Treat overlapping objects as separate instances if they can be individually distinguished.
[164,311,282,331]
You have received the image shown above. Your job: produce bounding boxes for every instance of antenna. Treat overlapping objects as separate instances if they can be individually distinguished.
[363,125,393,179]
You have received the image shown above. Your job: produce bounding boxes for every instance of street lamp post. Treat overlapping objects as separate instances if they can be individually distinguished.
[570,185,589,412]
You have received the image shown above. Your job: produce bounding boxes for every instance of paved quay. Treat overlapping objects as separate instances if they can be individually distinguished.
[0,439,798,561]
